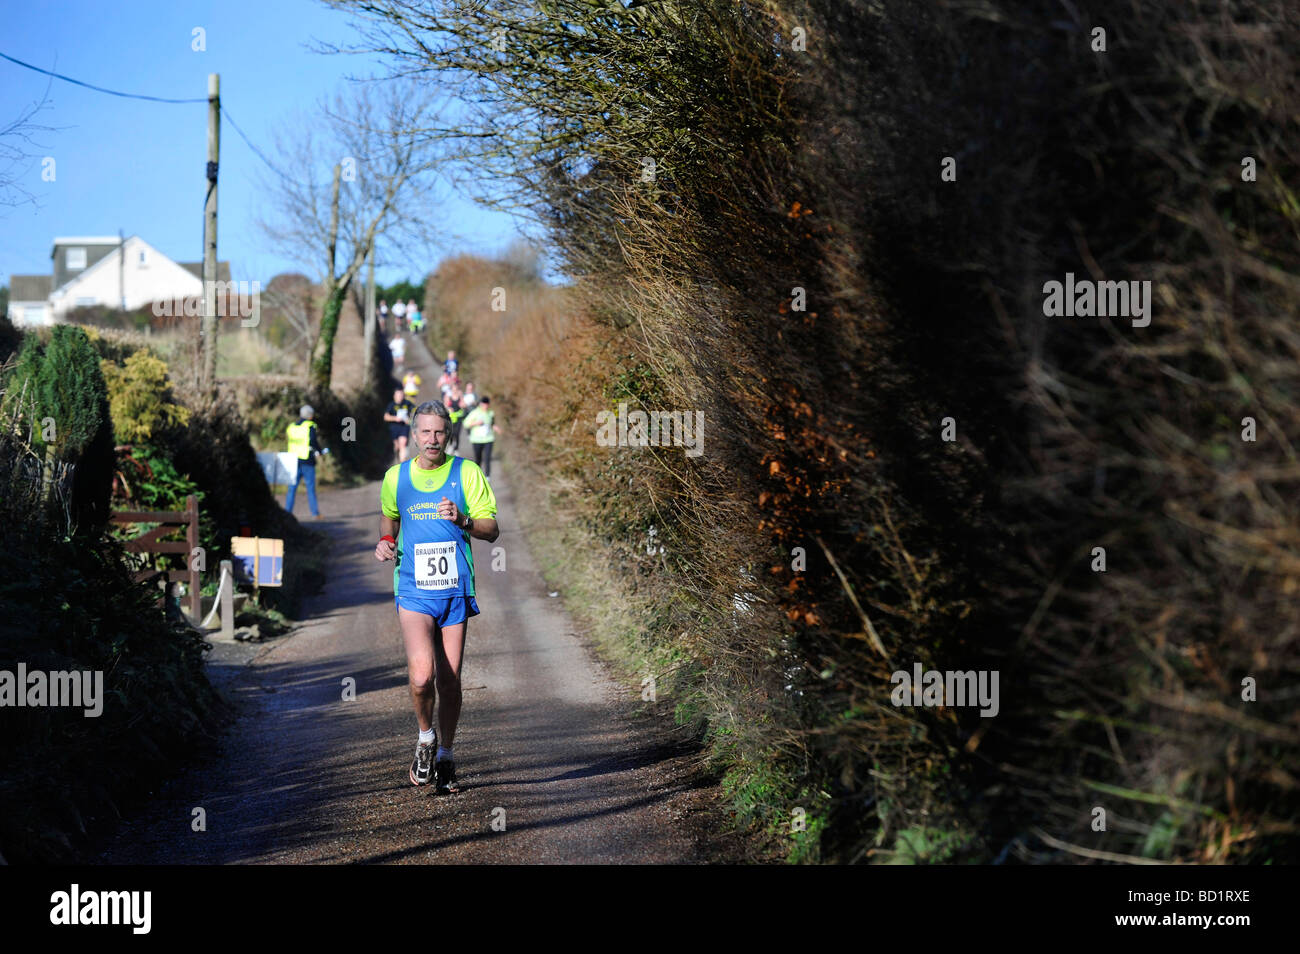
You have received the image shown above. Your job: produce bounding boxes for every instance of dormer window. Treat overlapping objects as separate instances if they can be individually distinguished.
[66,247,86,270]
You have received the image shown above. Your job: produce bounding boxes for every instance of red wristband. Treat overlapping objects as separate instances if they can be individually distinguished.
[380,534,395,544]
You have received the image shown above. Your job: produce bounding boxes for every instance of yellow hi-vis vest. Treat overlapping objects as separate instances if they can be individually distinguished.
[287,420,315,460]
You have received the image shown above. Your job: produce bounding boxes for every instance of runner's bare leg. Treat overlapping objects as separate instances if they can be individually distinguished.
[433,621,466,747]
[399,608,437,732]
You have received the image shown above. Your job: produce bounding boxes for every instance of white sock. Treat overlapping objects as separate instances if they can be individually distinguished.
[419,727,435,744]
[436,745,453,762]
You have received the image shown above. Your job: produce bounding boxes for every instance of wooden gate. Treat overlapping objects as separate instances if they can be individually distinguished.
[110,493,201,621]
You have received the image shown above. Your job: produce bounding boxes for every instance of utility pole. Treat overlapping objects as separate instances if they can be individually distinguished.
[363,237,376,391]
[201,72,220,392]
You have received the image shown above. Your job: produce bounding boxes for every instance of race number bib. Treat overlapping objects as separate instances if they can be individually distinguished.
[414,542,459,590]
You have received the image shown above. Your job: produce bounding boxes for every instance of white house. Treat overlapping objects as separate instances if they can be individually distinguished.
[8,274,53,326]
[7,236,230,326]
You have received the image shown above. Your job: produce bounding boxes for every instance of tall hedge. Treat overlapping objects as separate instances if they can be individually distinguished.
[3,326,116,532]
[341,0,1300,863]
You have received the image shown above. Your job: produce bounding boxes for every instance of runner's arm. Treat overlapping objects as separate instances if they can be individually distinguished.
[460,514,498,543]
[375,513,399,561]
[450,460,499,542]
[376,468,401,560]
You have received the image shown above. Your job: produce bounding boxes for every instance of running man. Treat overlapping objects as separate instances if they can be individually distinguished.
[445,386,464,451]
[463,395,501,477]
[384,388,416,462]
[374,401,499,793]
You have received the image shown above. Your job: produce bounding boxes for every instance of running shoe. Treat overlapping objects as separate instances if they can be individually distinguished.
[410,738,435,786]
[434,758,460,794]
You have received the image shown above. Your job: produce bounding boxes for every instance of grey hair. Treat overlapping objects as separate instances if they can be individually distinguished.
[412,400,450,430]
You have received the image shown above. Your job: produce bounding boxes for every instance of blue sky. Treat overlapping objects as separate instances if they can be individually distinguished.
[0,0,546,290]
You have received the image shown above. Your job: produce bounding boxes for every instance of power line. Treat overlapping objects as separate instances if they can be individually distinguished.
[0,48,304,186]
[220,105,301,185]
[0,50,207,103]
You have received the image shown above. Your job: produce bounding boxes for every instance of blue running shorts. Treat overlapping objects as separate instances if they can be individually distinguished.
[395,594,480,628]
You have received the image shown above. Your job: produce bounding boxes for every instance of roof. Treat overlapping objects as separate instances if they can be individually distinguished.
[51,236,121,247]
[10,275,52,301]
[179,262,233,283]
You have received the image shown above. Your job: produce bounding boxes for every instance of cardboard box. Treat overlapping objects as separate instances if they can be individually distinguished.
[231,536,284,587]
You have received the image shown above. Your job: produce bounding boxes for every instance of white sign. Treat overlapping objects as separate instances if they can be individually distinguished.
[414,542,458,590]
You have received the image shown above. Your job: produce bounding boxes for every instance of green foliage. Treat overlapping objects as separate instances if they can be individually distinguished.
[883,827,977,866]
[380,279,425,308]
[100,350,191,443]
[3,325,116,530]
[118,443,202,512]
[719,755,827,862]
[64,303,160,333]
[6,326,110,457]
[0,523,222,863]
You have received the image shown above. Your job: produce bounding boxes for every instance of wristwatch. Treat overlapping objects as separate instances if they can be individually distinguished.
[460,514,473,532]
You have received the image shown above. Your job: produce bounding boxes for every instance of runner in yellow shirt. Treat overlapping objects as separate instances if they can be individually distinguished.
[374,401,499,793]
[402,370,422,399]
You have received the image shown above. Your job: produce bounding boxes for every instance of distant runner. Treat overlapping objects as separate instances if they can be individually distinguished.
[402,370,422,400]
[389,335,406,368]
[445,385,464,451]
[375,401,500,793]
[384,388,416,462]
[463,395,501,477]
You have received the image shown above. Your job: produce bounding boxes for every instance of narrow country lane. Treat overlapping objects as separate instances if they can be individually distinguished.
[97,336,719,864]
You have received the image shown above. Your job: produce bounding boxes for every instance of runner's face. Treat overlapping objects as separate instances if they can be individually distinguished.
[413,414,448,461]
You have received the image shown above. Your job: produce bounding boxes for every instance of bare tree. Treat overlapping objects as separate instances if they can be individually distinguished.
[261,272,317,372]
[0,71,55,212]
[257,80,447,392]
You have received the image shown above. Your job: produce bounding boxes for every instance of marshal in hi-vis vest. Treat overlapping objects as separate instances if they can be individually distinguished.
[286,420,315,461]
